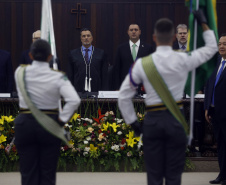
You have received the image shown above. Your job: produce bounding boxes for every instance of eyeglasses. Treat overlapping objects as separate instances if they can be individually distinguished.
[33,37,40,40]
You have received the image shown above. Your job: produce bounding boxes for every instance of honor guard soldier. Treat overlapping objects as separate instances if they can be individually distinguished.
[118,11,218,185]
[14,39,81,185]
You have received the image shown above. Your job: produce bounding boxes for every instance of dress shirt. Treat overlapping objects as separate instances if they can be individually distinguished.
[129,39,140,56]
[217,58,226,75]
[15,61,81,122]
[118,30,218,124]
[178,42,187,51]
[82,45,93,61]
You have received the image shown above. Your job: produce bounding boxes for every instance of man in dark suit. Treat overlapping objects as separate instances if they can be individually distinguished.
[204,33,226,185]
[19,30,60,69]
[112,24,153,90]
[173,24,188,51]
[67,28,108,92]
[0,49,13,93]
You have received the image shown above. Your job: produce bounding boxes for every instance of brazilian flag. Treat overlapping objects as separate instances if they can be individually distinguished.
[184,0,218,95]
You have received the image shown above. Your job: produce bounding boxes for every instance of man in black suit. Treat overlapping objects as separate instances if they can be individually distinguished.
[67,28,108,92]
[112,24,153,90]
[19,30,60,69]
[0,49,13,93]
[204,33,226,185]
[173,24,188,51]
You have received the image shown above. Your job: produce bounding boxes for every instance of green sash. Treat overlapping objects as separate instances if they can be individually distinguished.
[17,66,70,145]
[142,55,188,134]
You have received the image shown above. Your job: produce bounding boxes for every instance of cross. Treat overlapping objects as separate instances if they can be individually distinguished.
[71,3,87,29]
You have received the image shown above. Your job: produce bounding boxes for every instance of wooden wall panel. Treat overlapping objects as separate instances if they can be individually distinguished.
[0,0,225,73]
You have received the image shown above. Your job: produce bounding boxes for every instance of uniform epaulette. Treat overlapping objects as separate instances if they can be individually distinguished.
[20,64,30,67]
[174,49,189,54]
[173,49,184,52]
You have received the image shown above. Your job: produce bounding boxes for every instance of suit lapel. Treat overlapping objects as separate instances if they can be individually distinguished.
[137,42,144,57]
[78,48,85,63]
[91,47,96,64]
[215,56,225,86]
[125,42,134,62]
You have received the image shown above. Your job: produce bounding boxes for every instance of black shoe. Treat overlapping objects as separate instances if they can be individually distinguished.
[209,177,222,184]
[221,180,226,185]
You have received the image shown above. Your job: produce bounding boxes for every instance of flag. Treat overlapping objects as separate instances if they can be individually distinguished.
[184,0,218,95]
[41,0,58,70]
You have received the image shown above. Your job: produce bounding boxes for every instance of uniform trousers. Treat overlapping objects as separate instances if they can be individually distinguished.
[14,114,61,185]
[143,110,187,185]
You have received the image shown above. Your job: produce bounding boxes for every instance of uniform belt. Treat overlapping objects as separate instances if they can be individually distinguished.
[146,101,183,112]
[19,108,59,114]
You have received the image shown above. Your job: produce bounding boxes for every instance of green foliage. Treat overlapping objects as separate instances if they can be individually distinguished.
[184,158,195,171]
[0,109,195,172]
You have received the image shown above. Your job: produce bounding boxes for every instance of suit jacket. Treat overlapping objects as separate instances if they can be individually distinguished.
[67,47,108,92]
[112,41,153,90]
[0,50,13,93]
[18,49,61,69]
[173,41,180,50]
[18,50,31,65]
[204,55,226,137]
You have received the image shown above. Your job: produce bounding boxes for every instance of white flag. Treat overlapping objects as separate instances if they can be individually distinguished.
[41,0,58,70]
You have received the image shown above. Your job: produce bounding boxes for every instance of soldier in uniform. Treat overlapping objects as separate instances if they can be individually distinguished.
[118,12,218,185]
[14,39,81,185]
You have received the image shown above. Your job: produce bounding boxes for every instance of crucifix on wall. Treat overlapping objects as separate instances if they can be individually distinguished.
[71,3,87,29]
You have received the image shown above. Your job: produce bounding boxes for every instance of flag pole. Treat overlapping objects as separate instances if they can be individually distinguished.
[188,0,199,145]
[47,0,58,70]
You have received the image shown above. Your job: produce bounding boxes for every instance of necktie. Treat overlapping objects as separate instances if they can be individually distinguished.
[211,60,226,105]
[132,44,137,61]
[181,45,186,50]
[85,49,89,64]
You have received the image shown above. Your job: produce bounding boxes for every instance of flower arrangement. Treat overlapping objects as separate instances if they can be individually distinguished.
[0,110,145,172]
[0,116,18,171]
[58,109,145,172]
[0,109,194,172]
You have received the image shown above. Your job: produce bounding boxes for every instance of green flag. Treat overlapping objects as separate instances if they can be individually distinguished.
[184,0,218,95]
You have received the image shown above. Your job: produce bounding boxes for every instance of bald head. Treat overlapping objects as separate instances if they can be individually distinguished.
[32,30,41,43]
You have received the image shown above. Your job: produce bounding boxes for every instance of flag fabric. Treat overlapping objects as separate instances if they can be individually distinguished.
[41,0,62,114]
[41,0,58,70]
[184,0,218,95]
